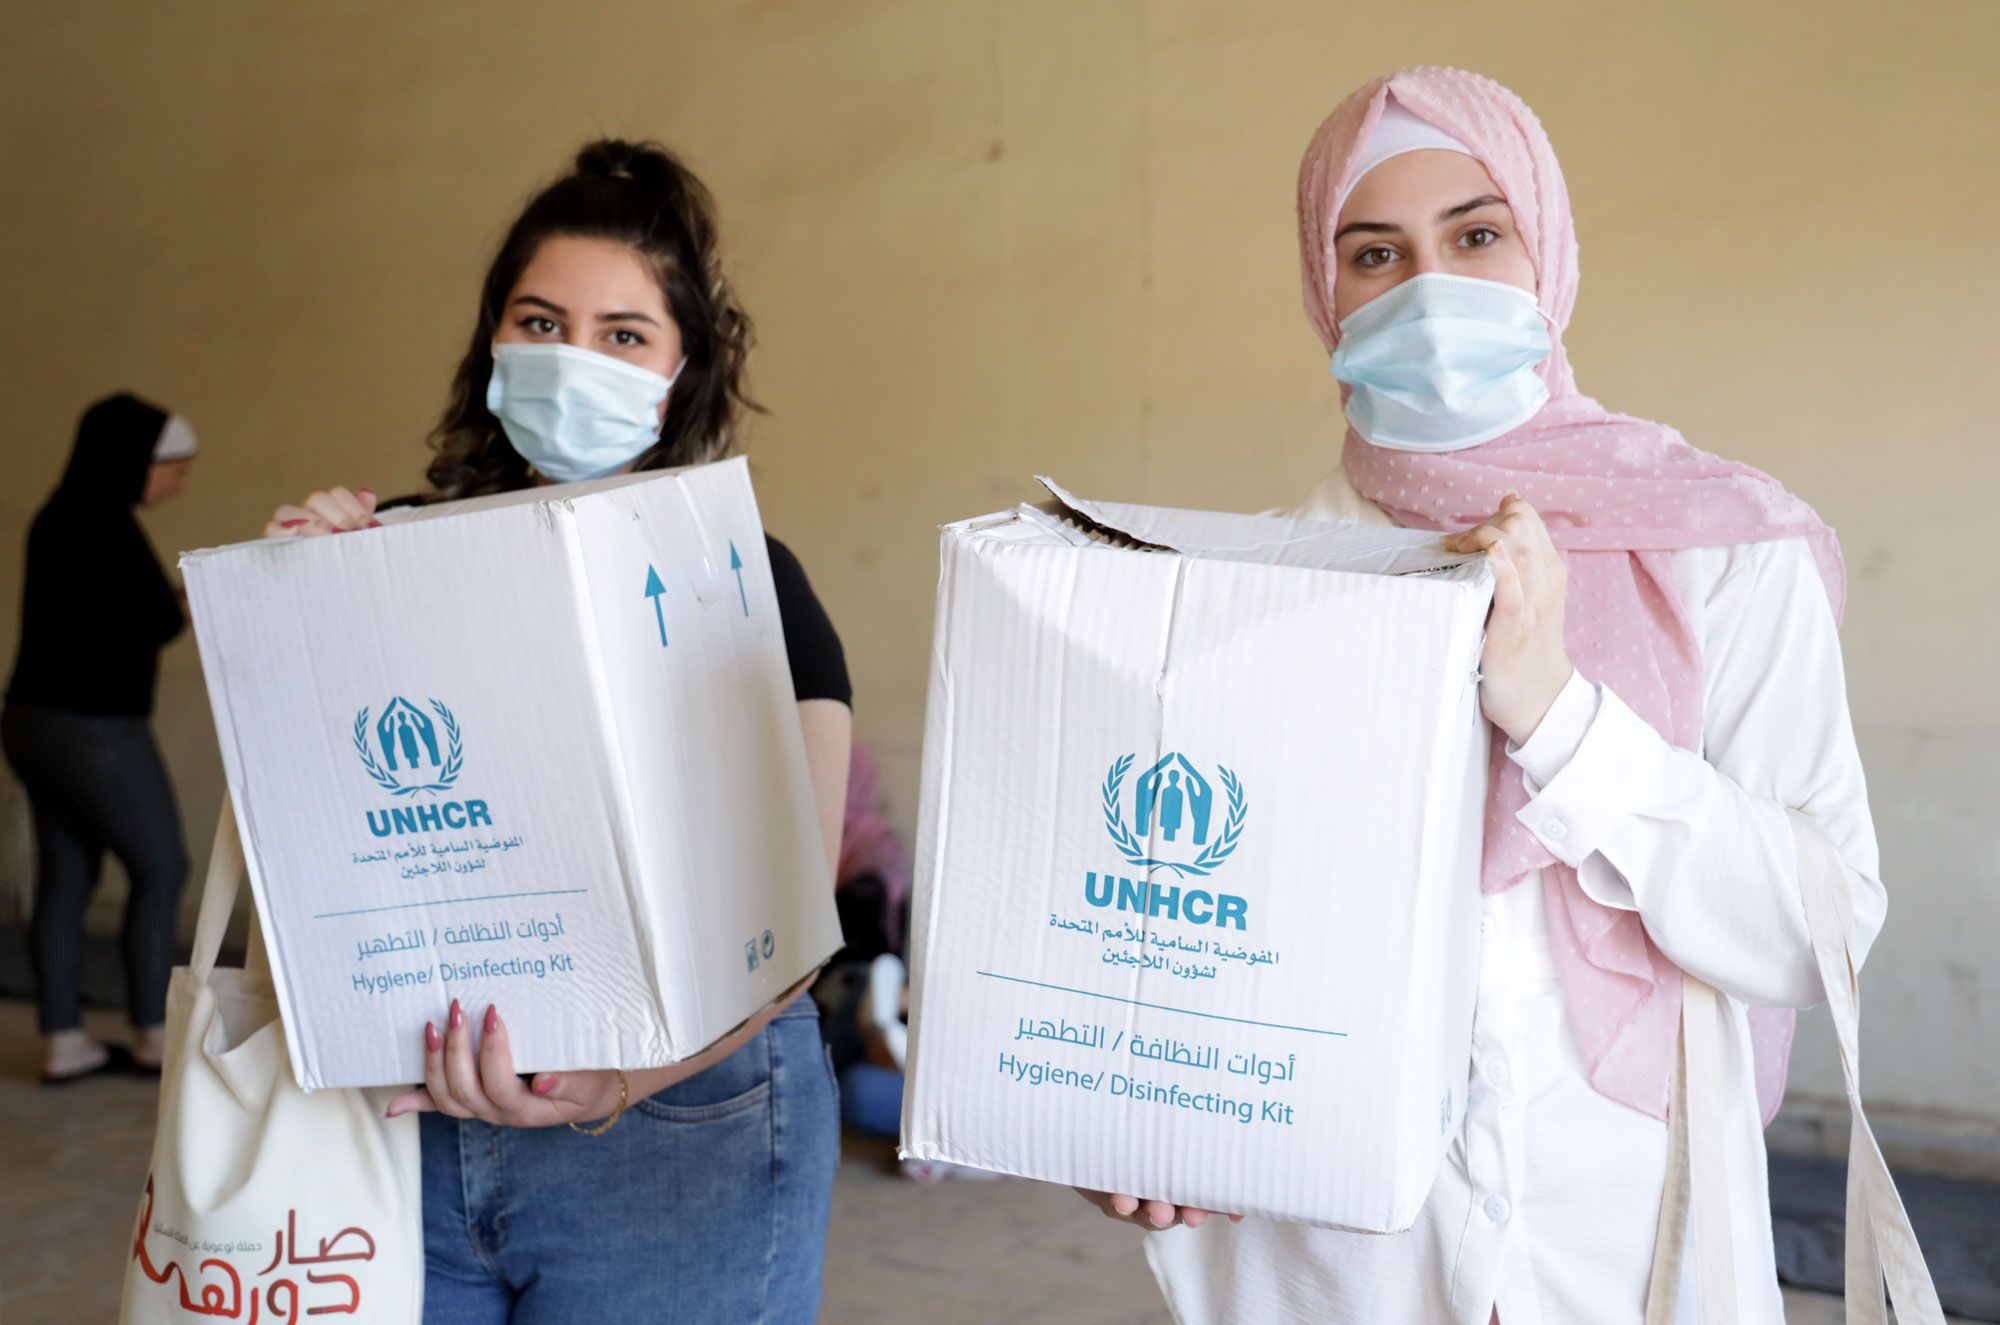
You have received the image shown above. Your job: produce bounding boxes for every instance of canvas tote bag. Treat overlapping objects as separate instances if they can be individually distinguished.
[1645,813,1945,1325]
[122,798,423,1323]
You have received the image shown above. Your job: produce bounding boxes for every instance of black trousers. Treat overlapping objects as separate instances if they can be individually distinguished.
[2,702,188,1031]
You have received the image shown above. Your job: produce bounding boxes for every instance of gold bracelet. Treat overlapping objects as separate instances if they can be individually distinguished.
[570,1070,629,1137]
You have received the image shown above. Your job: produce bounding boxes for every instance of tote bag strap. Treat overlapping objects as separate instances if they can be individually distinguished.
[188,794,276,987]
[1645,1008,1692,1325]
[190,794,245,983]
[1787,811,1945,1325]
[1647,817,1945,1325]
[1644,973,1738,1325]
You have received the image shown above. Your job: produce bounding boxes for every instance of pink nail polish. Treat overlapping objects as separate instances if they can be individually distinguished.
[449,1000,463,1030]
[483,1005,499,1034]
[425,1022,440,1052]
[533,1076,556,1095]
[280,519,308,528]
[366,519,384,529]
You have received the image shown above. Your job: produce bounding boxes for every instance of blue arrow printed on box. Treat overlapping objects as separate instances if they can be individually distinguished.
[644,565,668,647]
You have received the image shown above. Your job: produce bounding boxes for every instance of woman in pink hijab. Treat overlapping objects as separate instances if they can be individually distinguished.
[1081,67,1887,1324]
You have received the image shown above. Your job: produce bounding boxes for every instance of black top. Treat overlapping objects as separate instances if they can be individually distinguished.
[6,394,185,717]
[765,534,851,707]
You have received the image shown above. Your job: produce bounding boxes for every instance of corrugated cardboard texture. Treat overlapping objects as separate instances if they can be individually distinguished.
[906,492,1491,1229]
[182,461,840,1089]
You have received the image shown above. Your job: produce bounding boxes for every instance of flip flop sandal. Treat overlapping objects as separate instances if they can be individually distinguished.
[41,1043,134,1086]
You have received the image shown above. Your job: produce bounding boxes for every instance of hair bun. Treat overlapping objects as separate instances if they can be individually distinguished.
[574,138,677,191]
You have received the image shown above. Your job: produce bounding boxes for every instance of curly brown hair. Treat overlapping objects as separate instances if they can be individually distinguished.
[424,139,760,499]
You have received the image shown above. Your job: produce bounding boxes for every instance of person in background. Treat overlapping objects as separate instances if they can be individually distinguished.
[4,394,196,1083]
[265,140,849,1324]
[813,742,911,1140]
[832,742,910,966]
[1084,67,1885,1325]
[808,744,987,1183]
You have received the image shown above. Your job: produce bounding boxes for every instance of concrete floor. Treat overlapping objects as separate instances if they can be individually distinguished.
[0,1002,1960,1324]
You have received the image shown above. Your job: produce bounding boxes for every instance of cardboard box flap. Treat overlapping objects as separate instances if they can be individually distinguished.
[383,470,671,526]
[1015,501,1170,552]
[181,463,745,611]
[178,472,663,565]
[1033,476,1490,581]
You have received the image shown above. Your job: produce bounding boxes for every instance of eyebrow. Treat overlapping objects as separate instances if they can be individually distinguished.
[1333,193,1512,242]
[1441,193,1509,221]
[507,294,660,327]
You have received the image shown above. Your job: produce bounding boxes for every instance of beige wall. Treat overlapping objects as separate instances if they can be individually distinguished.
[2,2,1994,1122]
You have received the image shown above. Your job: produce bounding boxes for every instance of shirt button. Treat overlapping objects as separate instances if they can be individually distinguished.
[1542,818,1569,842]
[1485,1196,1511,1223]
[1479,917,1493,939]
[1484,1060,1511,1088]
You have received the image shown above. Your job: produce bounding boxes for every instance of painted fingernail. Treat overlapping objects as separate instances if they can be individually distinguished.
[366,519,384,528]
[359,488,375,497]
[449,999,463,1030]
[483,1005,499,1034]
[533,1076,556,1095]
[425,1022,440,1052]
[280,519,308,528]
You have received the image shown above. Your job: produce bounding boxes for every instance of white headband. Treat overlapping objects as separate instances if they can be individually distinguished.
[152,413,197,462]
[1338,94,1478,216]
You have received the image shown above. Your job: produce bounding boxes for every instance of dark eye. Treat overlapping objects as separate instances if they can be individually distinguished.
[610,329,646,347]
[1354,245,1398,269]
[518,316,558,336]
[1461,226,1500,249]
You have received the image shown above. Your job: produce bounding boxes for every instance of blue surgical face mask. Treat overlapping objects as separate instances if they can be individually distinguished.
[1328,272,1553,452]
[486,342,685,483]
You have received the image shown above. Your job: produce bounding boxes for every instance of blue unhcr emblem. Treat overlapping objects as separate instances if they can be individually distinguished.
[353,698,464,797]
[1101,753,1246,877]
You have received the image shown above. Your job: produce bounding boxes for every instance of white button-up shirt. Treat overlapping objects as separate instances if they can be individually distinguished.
[1143,472,1887,1325]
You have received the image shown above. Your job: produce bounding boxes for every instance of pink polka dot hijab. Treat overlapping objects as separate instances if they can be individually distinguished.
[1299,66,1845,1123]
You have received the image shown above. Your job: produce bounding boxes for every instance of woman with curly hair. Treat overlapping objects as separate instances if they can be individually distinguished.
[265,139,848,1324]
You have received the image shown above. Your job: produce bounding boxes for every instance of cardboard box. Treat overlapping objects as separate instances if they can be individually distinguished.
[901,481,1493,1231]
[182,458,841,1091]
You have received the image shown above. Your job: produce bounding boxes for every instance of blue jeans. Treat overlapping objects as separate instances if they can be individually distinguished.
[420,995,838,1323]
[837,1062,904,1138]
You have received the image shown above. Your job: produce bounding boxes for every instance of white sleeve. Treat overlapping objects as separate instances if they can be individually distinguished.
[1510,667,1601,786]
[1504,538,1886,1008]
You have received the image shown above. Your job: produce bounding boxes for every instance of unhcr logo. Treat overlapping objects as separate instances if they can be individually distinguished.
[1085,752,1251,930]
[1100,753,1246,878]
[353,697,463,797]
[351,697,490,838]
